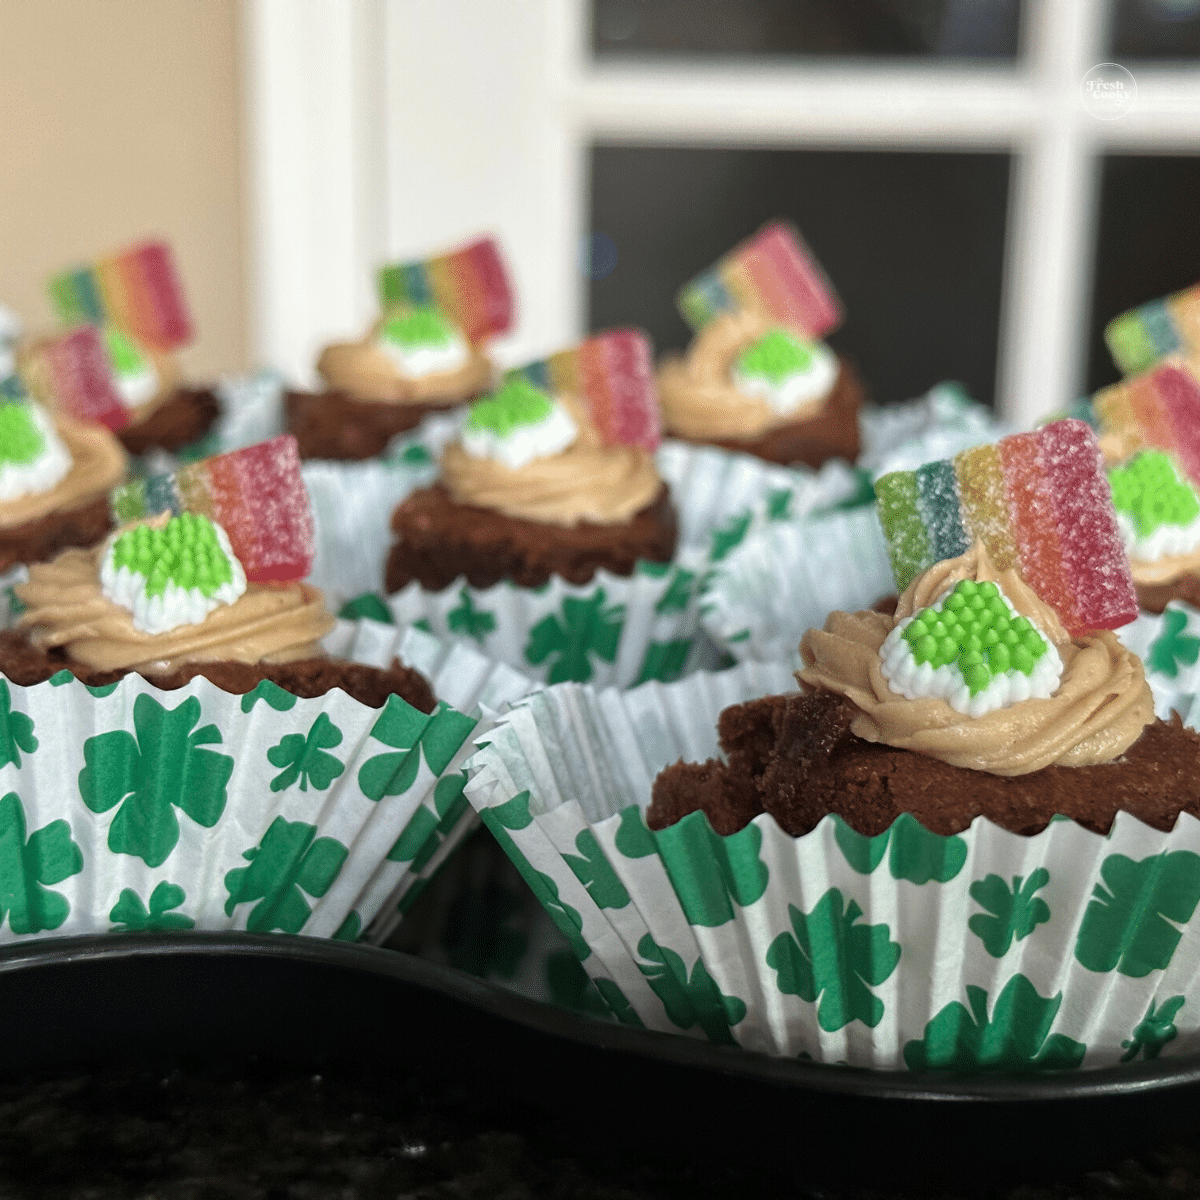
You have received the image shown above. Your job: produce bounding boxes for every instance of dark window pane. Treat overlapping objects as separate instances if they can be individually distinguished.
[588,146,1010,406]
[1110,0,1200,60]
[1087,155,1200,393]
[591,0,1023,60]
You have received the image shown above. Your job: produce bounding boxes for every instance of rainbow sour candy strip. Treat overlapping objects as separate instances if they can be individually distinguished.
[507,329,661,452]
[377,236,513,344]
[29,327,130,431]
[874,419,1137,635]
[1092,360,1200,485]
[110,435,314,583]
[1105,282,1200,376]
[677,221,842,339]
[48,241,193,352]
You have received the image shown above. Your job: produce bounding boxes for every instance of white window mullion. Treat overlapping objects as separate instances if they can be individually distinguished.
[995,0,1111,427]
[242,0,389,386]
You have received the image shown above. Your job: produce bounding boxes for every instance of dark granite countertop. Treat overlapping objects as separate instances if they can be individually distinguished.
[2,1061,1199,1199]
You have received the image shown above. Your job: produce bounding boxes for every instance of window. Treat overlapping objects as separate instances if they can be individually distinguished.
[245,0,1200,424]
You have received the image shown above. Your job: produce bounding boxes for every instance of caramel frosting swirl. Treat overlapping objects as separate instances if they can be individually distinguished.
[316,318,493,406]
[0,414,126,531]
[798,543,1154,776]
[17,544,335,675]
[657,310,832,441]
[440,394,663,526]
[1128,546,1200,587]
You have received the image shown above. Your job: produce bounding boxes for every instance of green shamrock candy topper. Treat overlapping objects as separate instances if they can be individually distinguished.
[894,579,1048,700]
[102,326,152,379]
[0,401,45,468]
[465,377,554,438]
[735,328,815,384]
[109,512,235,601]
[380,304,457,350]
[1108,450,1200,541]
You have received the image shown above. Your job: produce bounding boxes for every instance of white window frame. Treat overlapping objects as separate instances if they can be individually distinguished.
[244,0,1200,425]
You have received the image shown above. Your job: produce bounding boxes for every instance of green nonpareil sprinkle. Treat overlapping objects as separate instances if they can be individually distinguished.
[103,326,148,377]
[1107,450,1200,540]
[381,305,455,349]
[0,402,45,467]
[465,377,554,438]
[901,579,1047,697]
[736,329,815,385]
[111,513,234,600]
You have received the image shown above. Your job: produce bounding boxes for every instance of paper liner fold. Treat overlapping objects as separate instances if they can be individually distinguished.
[701,507,895,666]
[0,621,534,945]
[464,663,1200,1070]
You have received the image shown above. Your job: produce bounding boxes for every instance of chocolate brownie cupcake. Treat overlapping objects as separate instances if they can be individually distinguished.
[288,237,512,461]
[6,435,433,711]
[658,221,861,468]
[0,379,126,572]
[386,330,675,592]
[657,310,863,469]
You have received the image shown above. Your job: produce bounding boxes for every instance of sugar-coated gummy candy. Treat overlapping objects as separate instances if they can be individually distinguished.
[48,241,192,352]
[677,220,843,339]
[35,326,130,431]
[110,435,314,583]
[377,236,514,344]
[874,419,1137,635]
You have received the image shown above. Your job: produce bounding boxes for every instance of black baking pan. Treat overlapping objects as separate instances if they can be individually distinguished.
[1,932,1198,1188]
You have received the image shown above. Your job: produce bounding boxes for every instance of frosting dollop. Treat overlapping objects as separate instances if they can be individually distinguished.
[17,543,334,675]
[440,393,662,526]
[0,412,126,531]
[798,543,1154,776]
[657,309,837,440]
[316,312,492,406]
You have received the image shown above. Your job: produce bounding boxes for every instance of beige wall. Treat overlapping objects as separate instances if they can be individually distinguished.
[0,0,247,377]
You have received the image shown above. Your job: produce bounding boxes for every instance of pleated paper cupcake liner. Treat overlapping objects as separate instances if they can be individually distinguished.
[389,824,613,1017]
[464,662,1200,1071]
[0,620,534,945]
[858,382,1008,479]
[700,506,896,666]
[1117,602,1200,721]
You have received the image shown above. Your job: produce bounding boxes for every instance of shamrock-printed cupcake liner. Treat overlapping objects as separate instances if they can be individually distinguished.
[464,663,1200,1071]
[0,620,533,945]
[391,825,612,1019]
[1118,602,1200,721]
[700,506,895,666]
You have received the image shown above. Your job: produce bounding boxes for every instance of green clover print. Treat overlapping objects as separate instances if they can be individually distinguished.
[1147,608,1200,678]
[636,935,746,1045]
[904,975,1086,1072]
[267,712,345,793]
[0,680,36,770]
[224,817,349,933]
[524,590,625,683]
[1074,850,1200,977]
[79,694,234,868]
[968,869,1052,958]
[766,888,901,1031]
[447,588,496,643]
[1121,995,1186,1062]
[109,881,195,932]
[0,791,83,935]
